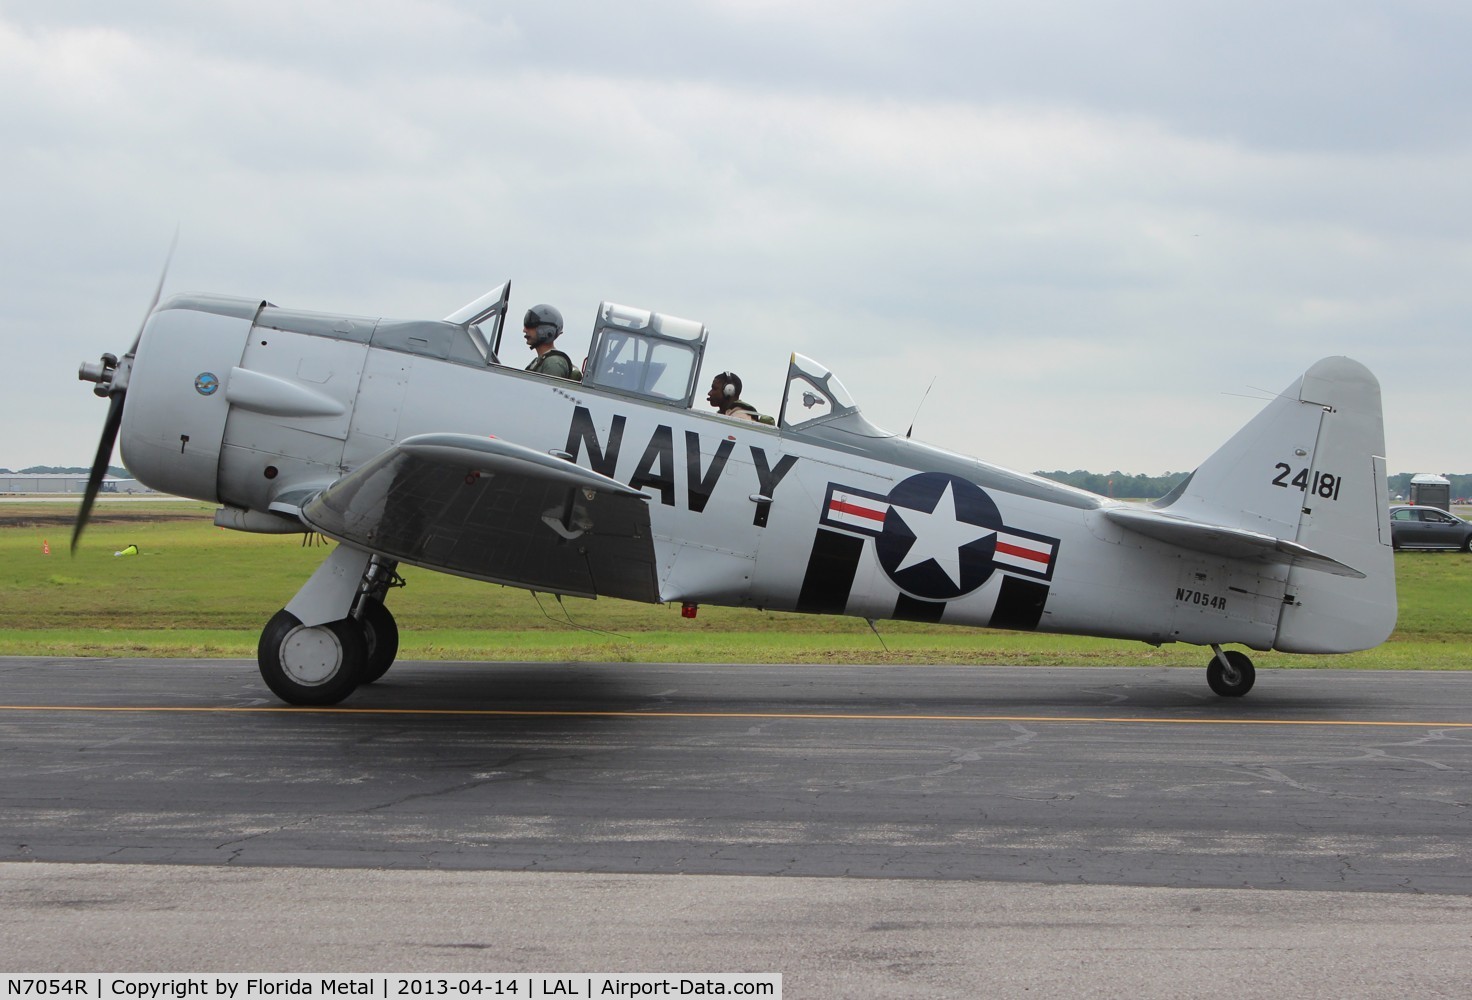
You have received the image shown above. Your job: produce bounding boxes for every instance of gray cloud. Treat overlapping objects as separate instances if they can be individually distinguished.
[5,2,1469,479]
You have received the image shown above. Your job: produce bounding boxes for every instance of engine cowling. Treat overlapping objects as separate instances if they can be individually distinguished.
[119,295,260,503]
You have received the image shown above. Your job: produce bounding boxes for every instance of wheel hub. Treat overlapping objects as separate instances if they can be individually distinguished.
[279,625,343,685]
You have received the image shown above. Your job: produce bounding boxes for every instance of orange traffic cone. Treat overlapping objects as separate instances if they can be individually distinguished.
[42,539,50,555]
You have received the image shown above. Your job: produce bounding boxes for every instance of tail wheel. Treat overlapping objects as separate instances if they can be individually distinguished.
[257,609,366,706]
[1207,649,1255,698]
[356,600,400,685]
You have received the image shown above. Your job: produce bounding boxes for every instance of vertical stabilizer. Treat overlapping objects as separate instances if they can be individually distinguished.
[1273,358,1396,652]
[1163,356,1395,653]
[1158,368,1328,540]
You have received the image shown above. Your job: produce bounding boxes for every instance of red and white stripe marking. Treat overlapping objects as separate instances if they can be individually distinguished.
[826,491,888,531]
[994,529,1054,573]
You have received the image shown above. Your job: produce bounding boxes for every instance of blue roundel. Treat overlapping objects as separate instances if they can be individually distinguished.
[874,472,1003,600]
[194,372,220,396]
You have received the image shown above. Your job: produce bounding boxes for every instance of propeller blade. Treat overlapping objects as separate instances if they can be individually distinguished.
[71,392,125,554]
[128,228,177,355]
[75,233,178,551]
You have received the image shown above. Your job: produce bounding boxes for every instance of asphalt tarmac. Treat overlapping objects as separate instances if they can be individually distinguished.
[3,657,1471,994]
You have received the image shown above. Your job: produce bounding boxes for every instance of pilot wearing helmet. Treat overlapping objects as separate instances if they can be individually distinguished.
[522,304,578,381]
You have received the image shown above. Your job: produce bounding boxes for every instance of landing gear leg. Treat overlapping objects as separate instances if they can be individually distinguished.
[355,557,401,685]
[1207,644,1255,698]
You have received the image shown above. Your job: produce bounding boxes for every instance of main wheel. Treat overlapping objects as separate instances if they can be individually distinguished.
[1207,649,1255,698]
[257,609,367,705]
[356,600,400,685]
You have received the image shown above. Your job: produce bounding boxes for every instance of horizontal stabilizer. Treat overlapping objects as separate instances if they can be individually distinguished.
[1102,507,1365,578]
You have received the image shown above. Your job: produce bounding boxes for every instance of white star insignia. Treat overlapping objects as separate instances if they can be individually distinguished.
[888,482,995,587]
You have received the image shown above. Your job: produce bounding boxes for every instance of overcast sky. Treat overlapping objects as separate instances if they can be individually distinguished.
[5,1,1469,478]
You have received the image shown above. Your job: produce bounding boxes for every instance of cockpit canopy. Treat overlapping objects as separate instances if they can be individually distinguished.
[583,302,708,407]
[450,284,708,407]
[444,283,869,429]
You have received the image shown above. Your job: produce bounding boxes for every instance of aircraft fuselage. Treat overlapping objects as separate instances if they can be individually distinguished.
[119,297,1291,654]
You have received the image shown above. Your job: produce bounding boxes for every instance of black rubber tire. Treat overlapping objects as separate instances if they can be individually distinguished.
[356,600,400,685]
[1207,649,1256,698]
[257,609,366,706]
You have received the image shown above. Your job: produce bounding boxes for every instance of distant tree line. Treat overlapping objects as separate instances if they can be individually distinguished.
[1038,470,1472,502]
[0,466,130,477]
[1034,470,1191,500]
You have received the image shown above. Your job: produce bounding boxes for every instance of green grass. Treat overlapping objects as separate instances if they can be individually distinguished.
[2,500,1468,668]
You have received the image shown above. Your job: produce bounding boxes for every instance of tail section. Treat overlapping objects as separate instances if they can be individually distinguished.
[1161,357,1396,653]
[1272,358,1396,652]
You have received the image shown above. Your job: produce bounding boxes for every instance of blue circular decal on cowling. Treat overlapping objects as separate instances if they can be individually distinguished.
[874,473,1004,601]
[194,372,220,396]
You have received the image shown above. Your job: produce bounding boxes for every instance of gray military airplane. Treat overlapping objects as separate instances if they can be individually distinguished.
[76,276,1397,705]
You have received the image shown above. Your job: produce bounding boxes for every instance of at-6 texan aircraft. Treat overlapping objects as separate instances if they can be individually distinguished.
[76,272,1396,705]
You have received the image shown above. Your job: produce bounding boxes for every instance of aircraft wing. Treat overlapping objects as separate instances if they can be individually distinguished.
[299,433,658,601]
[1102,507,1366,579]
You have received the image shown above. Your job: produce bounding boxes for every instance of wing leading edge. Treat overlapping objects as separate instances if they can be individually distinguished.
[301,433,659,600]
[1102,507,1365,579]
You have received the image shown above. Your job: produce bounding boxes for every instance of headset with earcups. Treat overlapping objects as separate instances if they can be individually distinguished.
[716,371,741,399]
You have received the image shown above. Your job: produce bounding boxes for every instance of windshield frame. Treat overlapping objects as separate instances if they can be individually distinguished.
[778,353,860,431]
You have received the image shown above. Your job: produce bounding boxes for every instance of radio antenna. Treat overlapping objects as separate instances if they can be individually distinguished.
[906,376,937,439]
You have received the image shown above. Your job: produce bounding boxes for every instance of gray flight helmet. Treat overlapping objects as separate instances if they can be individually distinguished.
[524,304,564,345]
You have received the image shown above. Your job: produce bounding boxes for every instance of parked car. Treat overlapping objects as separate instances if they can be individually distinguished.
[1388,505,1472,551]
